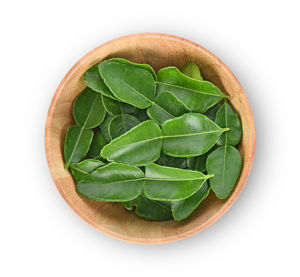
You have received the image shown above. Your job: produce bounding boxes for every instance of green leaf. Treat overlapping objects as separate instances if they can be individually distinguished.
[171,181,210,220]
[76,163,144,202]
[206,146,242,199]
[144,163,212,201]
[87,130,107,158]
[182,61,203,80]
[156,152,187,169]
[109,58,157,80]
[64,126,93,167]
[147,91,189,125]
[122,201,133,211]
[99,59,156,109]
[125,195,173,221]
[99,114,114,143]
[215,101,242,146]
[108,114,140,140]
[205,103,222,121]
[83,64,117,100]
[186,152,209,172]
[131,108,149,122]
[73,88,106,129]
[101,94,135,115]
[162,113,227,157]
[70,159,105,182]
[157,67,227,113]
[101,120,162,166]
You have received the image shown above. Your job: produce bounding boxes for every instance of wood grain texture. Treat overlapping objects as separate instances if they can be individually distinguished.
[45,33,255,244]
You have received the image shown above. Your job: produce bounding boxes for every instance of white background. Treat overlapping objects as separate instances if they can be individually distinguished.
[1,0,299,276]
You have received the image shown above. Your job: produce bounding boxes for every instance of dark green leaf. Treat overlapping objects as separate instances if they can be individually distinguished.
[109,58,157,80]
[144,163,212,201]
[73,88,106,129]
[101,94,135,115]
[162,113,227,157]
[99,114,114,143]
[182,61,203,80]
[171,181,210,220]
[206,146,242,199]
[129,195,173,221]
[157,67,227,113]
[156,152,187,169]
[147,91,189,125]
[186,152,209,172]
[76,163,144,202]
[205,103,222,121]
[70,159,105,181]
[64,126,93,167]
[108,114,140,139]
[131,108,149,121]
[122,201,133,211]
[215,101,242,146]
[101,120,162,166]
[83,64,117,100]
[87,130,107,158]
[99,59,156,109]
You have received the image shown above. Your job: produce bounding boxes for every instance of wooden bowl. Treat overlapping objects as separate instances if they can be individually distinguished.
[45,33,255,244]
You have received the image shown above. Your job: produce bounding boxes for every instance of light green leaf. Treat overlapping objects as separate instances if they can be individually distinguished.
[70,159,105,182]
[182,61,203,80]
[83,64,117,99]
[147,91,189,125]
[162,113,227,157]
[87,130,107,158]
[171,181,210,220]
[144,163,212,201]
[215,101,242,146]
[109,58,157,80]
[76,163,144,202]
[64,126,93,168]
[73,88,106,129]
[99,59,156,109]
[206,146,242,199]
[101,94,135,115]
[157,67,227,113]
[108,114,140,139]
[99,114,114,143]
[101,120,162,166]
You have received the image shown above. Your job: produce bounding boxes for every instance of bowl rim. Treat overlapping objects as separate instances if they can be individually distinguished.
[45,33,255,244]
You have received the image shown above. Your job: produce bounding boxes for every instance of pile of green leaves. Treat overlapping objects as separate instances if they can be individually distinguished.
[64,58,243,221]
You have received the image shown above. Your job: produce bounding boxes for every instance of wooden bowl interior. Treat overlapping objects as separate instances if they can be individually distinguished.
[45,34,255,244]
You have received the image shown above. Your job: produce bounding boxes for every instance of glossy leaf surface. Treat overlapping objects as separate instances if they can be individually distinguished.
[182,61,203,80]
[157,67,226,113]
[99,114,114,143]
[83,64,117,99]
[99,59,156,109]
[206,146,242,199]
[205,103,222,121]
[76,163,144,202]
[70,159,105,181]
[162,113,227,157]
[171,181,210,220]
[156,152,187,169]
[109,58,157,80]
[101,94,135,115]
[144,163,212,201]
[73,88,106,129]
[147,91,189,125]
[125,195,173,221]
[64,126,93,167]
[108,114,140,139]
[215,101,242,146]
[87,130,107,158]
[101,120,162,166]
